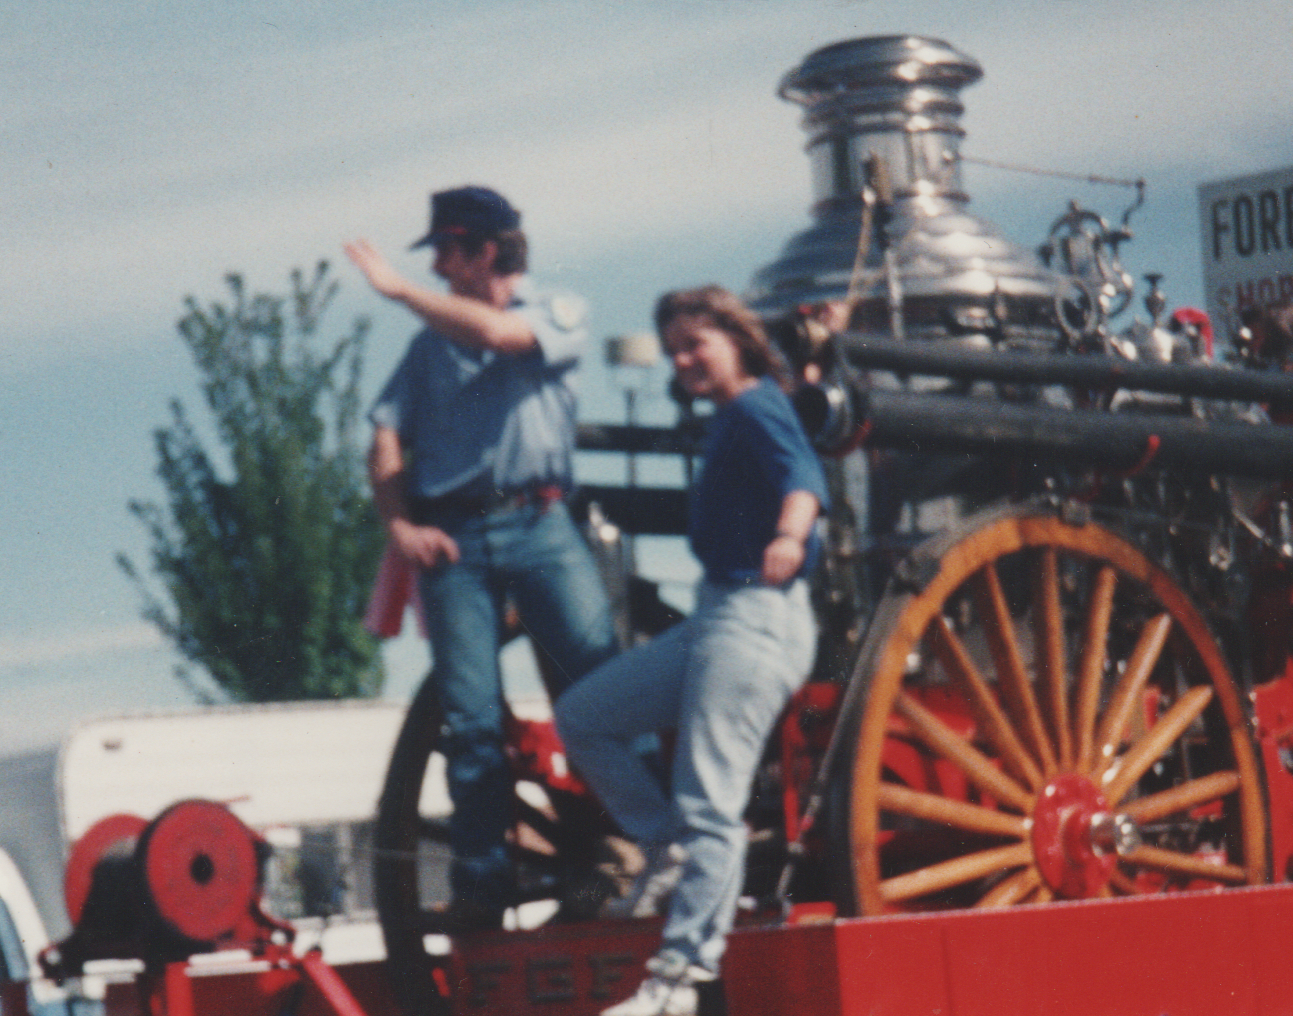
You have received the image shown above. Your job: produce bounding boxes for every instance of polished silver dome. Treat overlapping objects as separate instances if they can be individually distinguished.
[748,36,1064,347]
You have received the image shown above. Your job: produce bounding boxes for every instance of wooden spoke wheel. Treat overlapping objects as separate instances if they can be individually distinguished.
[834,504,1268,916]
[374,676,616,1016]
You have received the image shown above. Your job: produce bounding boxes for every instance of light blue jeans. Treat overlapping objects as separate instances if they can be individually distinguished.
[417,501,618,910]
[555,579,816,973]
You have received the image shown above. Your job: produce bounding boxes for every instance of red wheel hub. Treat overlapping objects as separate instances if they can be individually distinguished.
[1031,774,1117,898]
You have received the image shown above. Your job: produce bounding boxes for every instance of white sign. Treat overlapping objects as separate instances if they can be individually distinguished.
[1198,165,1293,338]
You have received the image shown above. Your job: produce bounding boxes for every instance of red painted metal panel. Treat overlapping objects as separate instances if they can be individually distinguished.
[717,922,841,1016]
[935,893,1259,1016]
[0,982,31,1016]
[96,884,1293,1016]
[447,920,665,1016]
[725,884,1293,1016]
[831,914,948,1016]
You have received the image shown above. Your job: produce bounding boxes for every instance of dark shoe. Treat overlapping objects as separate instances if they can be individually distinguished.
[434,896,506,934]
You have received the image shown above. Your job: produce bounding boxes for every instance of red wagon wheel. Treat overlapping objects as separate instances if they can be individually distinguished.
[835,504,1268,915]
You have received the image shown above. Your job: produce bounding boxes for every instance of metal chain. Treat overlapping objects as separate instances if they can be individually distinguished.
[960,154,1144,190]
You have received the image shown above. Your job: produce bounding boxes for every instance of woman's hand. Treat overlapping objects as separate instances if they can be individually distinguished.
[762,490,820,585]
[761,533,805,586]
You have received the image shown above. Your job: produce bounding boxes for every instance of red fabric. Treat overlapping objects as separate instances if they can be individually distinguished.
[363,542,427,639]
[504,713,590,797]
[1171,306,1214,357]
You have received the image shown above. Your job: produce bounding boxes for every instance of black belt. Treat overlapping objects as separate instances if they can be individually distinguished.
[408,483,566,523]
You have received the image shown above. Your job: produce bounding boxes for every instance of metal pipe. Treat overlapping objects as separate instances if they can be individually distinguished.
[847,387,1293,480]
[839,335,1293,405]
[575,422,700,456]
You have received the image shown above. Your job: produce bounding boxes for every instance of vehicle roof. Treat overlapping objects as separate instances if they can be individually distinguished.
[59,699,449,842]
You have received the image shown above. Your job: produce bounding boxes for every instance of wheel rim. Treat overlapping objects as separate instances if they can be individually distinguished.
[374,679,616,1016]
[374,679,452,1016]
[847,510,1267,915]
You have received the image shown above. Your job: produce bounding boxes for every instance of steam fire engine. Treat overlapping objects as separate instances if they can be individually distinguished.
[36,34,1293,1016]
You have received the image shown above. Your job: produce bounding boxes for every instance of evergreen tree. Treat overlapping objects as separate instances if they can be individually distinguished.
[119,263,385,702]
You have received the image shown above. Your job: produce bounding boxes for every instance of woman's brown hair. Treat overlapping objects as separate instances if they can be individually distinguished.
[654,285,792,390]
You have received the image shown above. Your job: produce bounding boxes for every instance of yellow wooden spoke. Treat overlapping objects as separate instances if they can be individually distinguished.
[1090,613,1172,777]
[1123,845,1246,884]
[976,866,1041,908]
[1034,548,1073,770]
[880,843,1034,903]
[878,781,1027,839]
[1074,566,1118,773]
[928,616,1043,791]
[893,691,1034,813]
[1104,686,1213,805]
[1122,771,1242,825]
[972,563,1058,776]
[1025,884,1055,904]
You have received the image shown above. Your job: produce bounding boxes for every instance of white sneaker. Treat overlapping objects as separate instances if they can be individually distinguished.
[600,975,697,1016]
[602,843,689,919]
[600,952,715,1016]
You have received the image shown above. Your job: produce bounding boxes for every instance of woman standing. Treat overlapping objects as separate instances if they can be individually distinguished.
[555,286,827,1016]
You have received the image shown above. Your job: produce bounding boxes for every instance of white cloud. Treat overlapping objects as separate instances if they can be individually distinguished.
[0,624,164,671]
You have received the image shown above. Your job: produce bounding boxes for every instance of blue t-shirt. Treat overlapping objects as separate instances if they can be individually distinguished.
[688,377,829,585]
[368,278,589,499]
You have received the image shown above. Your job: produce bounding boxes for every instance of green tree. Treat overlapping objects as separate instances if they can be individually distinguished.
[119,263,386,702]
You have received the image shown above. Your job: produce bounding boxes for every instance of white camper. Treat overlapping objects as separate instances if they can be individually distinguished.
[0,700,452,977]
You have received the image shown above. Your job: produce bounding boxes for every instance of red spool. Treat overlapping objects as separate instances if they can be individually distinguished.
[64,813,148,926]
[139,800,259,944]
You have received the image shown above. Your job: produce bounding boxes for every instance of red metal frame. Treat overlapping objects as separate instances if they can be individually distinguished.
[109,949,391,1016]
[1248,529,1293,882]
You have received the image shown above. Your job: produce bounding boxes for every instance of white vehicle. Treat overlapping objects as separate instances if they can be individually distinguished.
[0,699,453,1003]
[0,749,94,1014]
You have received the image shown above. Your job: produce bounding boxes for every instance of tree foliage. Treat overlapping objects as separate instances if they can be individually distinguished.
[120,263,386,702]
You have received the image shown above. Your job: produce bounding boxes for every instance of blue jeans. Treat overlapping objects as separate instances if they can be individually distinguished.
[555,579,816,973]
[416,501,617,910]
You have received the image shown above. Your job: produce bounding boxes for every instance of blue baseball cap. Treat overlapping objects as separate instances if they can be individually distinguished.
[409,186,522,249]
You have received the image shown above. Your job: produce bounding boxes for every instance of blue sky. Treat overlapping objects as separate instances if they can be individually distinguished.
[3,0,1292,752]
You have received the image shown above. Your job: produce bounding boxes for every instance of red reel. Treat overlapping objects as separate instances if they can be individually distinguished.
[64,813,148,927]
[138,800,260,944]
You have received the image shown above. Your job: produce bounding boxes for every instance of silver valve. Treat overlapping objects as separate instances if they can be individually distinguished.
[1089,811,1142,858]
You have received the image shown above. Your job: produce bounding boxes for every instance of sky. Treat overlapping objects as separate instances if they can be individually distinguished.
[3,0,1292,754]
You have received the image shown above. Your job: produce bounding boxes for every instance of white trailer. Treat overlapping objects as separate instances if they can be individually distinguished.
[0,699,453,993]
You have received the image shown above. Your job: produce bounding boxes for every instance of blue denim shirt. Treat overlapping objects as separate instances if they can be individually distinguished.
[369,277,589,499]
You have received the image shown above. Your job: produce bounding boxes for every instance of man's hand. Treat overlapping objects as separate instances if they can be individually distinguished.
[389,517,461,569]
[761,534,806,586]
[344,239,410,301]
[343,237,537,354]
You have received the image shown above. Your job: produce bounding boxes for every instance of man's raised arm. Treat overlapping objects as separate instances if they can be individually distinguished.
[344,239,536,354]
